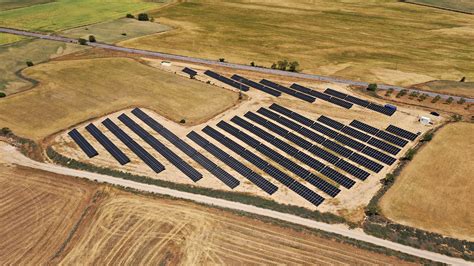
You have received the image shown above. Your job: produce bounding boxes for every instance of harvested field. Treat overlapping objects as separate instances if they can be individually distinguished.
[58,189,413,265]
[0,57,239,140]
[411,80,474,99]
[120,0,474,86]
[406,0,474,13]
[380,122,474,241]
[0,163,97,264]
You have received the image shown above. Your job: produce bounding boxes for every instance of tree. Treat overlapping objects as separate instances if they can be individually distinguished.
[78,38,87,45]
[88,35,96,42]
[179,119,186,124]
[404,149,416,161]
[422,132,433,142]
[0,92,6,98]
[276,59,288,70]
[288,61,299,72]
[218,58,225,62]
[381,173,395,185]
[126,13,134,18]
[26,60,34,67]
[1,127,12,135]
[250,61,255,67]
[270,63,277,69]
[137,13,149,21]
[460,76,466,82]
[457,97,466,105]
[365,205,380,216]
[150,17,155,22]
[367,83,378,91]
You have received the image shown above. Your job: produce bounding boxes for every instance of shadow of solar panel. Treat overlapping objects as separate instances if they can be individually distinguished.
[348,152,383,173]
[119,114,202,181]
[322,139,353,158]
[187,131,276,193]
[366,103,395,116]
[376,130,408,147]
[68,129,98,158]
[334,159,369,180]
[367,138,400,155]
[324,88,348,99]
[317,116,345,130]
[204,70,249,91]
[334,134,366,151]
[345,95,370,107]
[328,97,353,109]
[320,167,355,189]
[288,182,325,206]
[341,126,371,142]
[297,127,326,144]
[350,120,380,135]
[182,67,197,77]
[85,123,129,165]
[308,145,340,164]
[361,146,396,165]
[290,84,332,101]
[231,74,281,96]
[102,118,164,173]
[311,122,339,139]
[386,125,418,141]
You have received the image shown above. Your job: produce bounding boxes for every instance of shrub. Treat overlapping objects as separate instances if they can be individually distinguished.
[276,59,289,70]
[408,91,419,98]
[78,38,87,45]
[137,13,149,21]
[88,35,96,43]
[404,148,416,161]
[381,173,395,185]
[179,119,186,124]
[121,33,127,36]
[250,61,255,67]
[26,60,34,67]
[150,17,155,22]
[0,127,12,135]
[385,88,394,97]
[288,61,299,72]
[270,63,277,69]
[431,95,441,103]
[418,93,428,101]
[367,83,377,91]
[457,98,466,105]
[218,58,225,62]
[0,92,5,98]
[364,205,380,216]
[445,97,454,104]
[422,132,433,142]
[396,89,408,98]
[126,13,134,18]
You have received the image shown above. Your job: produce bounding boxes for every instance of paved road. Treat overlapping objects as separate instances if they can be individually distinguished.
[1,27,472,103]
[0,142,471,265]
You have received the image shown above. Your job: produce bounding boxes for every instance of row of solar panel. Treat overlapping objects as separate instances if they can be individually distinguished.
[182,67,197,77]
[349,120,409,147]
[204,70,249,91]
[231,74,281,97]
[289,83,353,109]
[200,125,325,206]
[260,79,316,103]
[324,88,396,116]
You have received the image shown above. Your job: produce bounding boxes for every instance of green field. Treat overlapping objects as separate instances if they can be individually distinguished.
[0,33,26,45]
[407,0,474,13]
[0,0,162,32]
[0,0,53,11]
[121,0,474,87]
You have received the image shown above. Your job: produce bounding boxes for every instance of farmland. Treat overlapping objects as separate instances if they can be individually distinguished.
[120,0,474,87]
[0,57,239,140]
[380,122,474,241]
[411,80,474,98]
[406,0,474,13]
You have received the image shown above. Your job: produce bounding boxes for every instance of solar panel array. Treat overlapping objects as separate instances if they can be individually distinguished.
[290,83,353,109]
[204,70,249,91]
[260,79,316,103]
[202,126,325,206]
[325,88,396,116]
[131,108,240,188]
[187,131,278,194]
[349,120,410,147]
[386,125,418,141]
[231,74,281,97]
[118,114,203,182]
[217,120,340,197]
[102,118,165,173]
[68,129,98,158]
[85,123,130,165]
[182,67,197,77]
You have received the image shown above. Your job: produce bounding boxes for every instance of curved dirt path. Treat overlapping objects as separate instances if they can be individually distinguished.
[0,142,471,265]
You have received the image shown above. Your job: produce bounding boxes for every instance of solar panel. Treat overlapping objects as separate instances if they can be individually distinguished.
[288,182,325,206]
[182,67,197,77]
[367,138,401,155]
[290,83,332,101]
[328,97,353,109]
[260,79,316,103]
[348,152,383,173]
[286,132,313,150]
[334,159,370,180]
[350,120,380,135]
[334,134,366,151]
[324,88,348,99]
[102,118,165,173]
[345,95,370,107]
[204,70,249,91]
[317,116,345,130]
[311,122,340,139]
[341,126,371,142]
[320,167,355,189]
[321,139,353,158]
[293,151,325,172]
[376,130,408,147]
[386,125,418,141]
[361,146,397,165]
[68,129,98,158]
[308,145,340,165]
[366,103,395,116]
[85,123,129,165]
[231,74,281,96]
[297,126,326,144]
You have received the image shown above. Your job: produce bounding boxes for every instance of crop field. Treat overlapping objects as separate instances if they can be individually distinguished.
[0,33,25,45]
[0,0,54,11]
[380,122,474,241]
[120,0,474,87]
[0,57,239,140]
[58,190,411,265]
[0,164,97,264]
[407,0,474,13]
[411,80,474,98]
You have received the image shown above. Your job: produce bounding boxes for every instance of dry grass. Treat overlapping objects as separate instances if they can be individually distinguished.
[0,57,239,140]
[380,122,474,241]
[58,189,412,265]
[412,80,474,98]
[0,164,97,264]
[120,0,474,87]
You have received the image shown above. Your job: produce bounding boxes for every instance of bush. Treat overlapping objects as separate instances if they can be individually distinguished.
[0,127,12,135]
[288,61,299,72]
[126,13,134,18]
[26,60,34,67]
[137,13,149,21]
[408,91,419,98]
[179,119,186,124]
[78,38,87,45]
[365,205,380,216]
[270,63,277,69]
[422,132,433,142]
[445,97,454,104]
[431,95,441,103]
[418,93,428,101]
[404,148,416,161]
[381,173,395,185]
[396,89,408,98]
[457,98,466,105]
[88,35,96,43]
[385,88,394,97]
[0,92,5,98]
[150,17,155,22]
[250,61,255,67]
[121,33,127,36]
[367,83,378,91]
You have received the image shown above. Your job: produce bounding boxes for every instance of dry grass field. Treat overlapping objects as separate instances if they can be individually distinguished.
[0,57,239,140]
[411,80,474,98]
[58,189,412,265]
[407,0,474,13]
[380,122,474,241]
[0,164,97,264]
[120,0,474,87]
